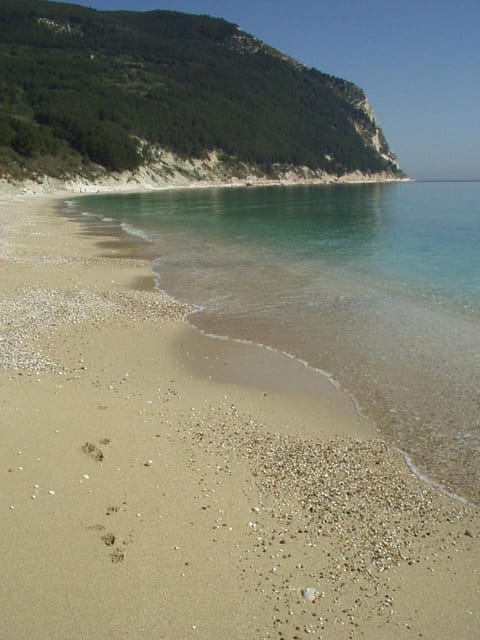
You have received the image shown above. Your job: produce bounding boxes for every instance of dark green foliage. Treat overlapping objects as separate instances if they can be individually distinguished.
[0,113,15,147]
[0,0,400,176]
[0,113,60,157]
[11,119,39,156]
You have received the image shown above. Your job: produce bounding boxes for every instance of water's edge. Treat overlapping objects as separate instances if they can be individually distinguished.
[60,195,477,509]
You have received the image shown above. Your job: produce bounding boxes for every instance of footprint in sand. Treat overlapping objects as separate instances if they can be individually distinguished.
[86,524,129,563]
[110,547,125,563]
[106,505,119,515]
[81,441,104,462]
[101,532,116,546]
[109,534,133,563]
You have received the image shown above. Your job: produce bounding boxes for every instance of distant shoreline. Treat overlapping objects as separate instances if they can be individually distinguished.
[0,146,408,199]
[1,178,413,199]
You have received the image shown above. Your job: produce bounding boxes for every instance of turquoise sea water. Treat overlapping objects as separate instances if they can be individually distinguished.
[68,181,480,504]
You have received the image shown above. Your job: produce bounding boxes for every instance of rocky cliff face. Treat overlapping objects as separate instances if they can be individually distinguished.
[225,27,400,172]
[345,92,400,169]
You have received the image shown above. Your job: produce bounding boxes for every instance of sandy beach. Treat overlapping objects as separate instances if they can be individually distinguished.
[1,191,479,640]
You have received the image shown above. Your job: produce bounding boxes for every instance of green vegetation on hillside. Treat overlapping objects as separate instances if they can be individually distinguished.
[0,0,401,178]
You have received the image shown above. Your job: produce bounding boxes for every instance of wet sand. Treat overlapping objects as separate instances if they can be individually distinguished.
[0,192,479,640]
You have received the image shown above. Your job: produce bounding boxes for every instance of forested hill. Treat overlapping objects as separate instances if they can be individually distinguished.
[0,0,403,180]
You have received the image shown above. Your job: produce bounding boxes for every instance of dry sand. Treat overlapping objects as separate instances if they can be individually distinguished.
[1,193,479,640]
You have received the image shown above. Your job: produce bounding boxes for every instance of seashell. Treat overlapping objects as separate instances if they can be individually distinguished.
[302,587,318,602]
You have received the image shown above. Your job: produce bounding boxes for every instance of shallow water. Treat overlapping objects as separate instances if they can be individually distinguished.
[68,181,480,504]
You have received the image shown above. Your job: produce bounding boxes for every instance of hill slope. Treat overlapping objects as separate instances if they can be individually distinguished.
[0,0,403,182]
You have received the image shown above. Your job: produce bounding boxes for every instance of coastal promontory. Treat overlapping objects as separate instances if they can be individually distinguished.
[0,0,404,188]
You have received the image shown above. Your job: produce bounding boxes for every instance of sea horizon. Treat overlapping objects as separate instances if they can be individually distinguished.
[416,179,480,183]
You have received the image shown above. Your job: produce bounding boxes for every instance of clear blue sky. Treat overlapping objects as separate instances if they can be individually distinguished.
[50,0,480,180]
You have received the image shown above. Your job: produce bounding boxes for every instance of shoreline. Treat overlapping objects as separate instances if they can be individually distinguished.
[60,194,374,442]
[0,163,411,199]
[65,188,479,508]
[1,191,479,639]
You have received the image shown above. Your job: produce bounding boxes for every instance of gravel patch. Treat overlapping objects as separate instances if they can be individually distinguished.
[0,287,192,372]
[181,402,479,637]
